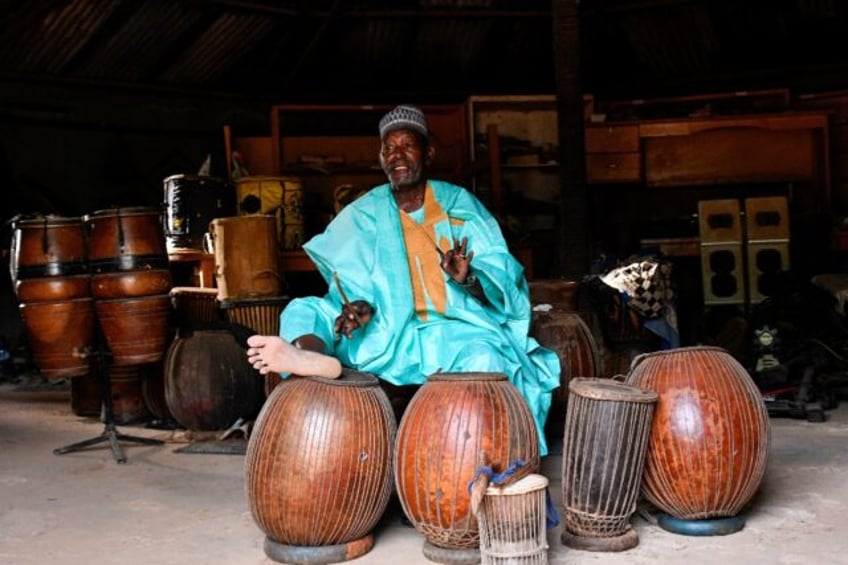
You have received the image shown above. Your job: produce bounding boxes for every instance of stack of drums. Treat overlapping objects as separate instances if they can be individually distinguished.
[207,214,288,396]
[245,370,395,564]
[528,279,601,439]
[395,373,540,564]
[11,215,95,379]
[85,207,172,367]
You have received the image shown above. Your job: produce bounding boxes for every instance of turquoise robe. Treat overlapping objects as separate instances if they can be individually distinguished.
[279,180,561,454]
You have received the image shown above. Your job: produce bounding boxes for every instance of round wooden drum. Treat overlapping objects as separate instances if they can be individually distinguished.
[85,207,169,274]
[18,297,96,378]
[560,377,657,551]
[10,215,88,287]
[625,346,770,536]
[164,326,264,431]
[94,295,172,366]
[245,370,395,564]
[395,372,540,564]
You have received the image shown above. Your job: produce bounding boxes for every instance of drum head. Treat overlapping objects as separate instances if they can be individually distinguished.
[568,377,657,403]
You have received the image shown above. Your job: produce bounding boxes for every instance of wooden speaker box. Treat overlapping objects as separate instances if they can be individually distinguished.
[698,199,743,244]
[747,241,790,304]
[701,243,746,305]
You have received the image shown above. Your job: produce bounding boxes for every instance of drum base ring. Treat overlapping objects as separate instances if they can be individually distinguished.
[263,534,374,564]
[560,526,639,552]
[657,514,745,536]
[422,540,481,565]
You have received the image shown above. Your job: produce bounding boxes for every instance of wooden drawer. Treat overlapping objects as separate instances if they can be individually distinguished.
[586,152,642,183]
[584,125,640,153]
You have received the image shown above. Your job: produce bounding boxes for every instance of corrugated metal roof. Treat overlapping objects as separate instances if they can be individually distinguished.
[0,0,846,100]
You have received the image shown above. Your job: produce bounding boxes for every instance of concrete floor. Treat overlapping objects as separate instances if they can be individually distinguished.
[1,382,847,565]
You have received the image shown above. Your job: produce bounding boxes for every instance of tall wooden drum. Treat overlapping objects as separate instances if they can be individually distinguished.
[245,370,395,564]
[11,215,95,378]
[625,346,771,536]
[85,207,172,365]
[560,378,657,551]
[395,372,540,564]
[206,216,281,301]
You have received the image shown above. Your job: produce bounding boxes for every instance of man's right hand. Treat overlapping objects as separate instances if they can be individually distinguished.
[334,300,375,338]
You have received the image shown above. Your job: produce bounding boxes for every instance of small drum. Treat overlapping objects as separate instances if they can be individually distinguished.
[219,295,289,395]
[560,377,657,551]
[10,215,88,287]
[245,370,395,564]
[170,287,221,326]
[163,174,237,253]
[478,474,550,565]
[206,215,281,301]
[85,207,169,273]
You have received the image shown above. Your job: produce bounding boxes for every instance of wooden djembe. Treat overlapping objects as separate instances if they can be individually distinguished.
[626,346,770,535]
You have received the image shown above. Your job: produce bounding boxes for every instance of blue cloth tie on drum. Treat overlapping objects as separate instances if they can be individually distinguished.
[467,459,560,529]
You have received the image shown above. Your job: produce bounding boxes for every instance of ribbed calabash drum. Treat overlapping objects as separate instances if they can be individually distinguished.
[560,378,657,551]
[164,327,264,431]
[625,346,770,535]
[395,373,540,564]
[245,370,396,564]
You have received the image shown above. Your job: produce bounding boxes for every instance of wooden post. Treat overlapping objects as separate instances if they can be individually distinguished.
[552,0,590,278]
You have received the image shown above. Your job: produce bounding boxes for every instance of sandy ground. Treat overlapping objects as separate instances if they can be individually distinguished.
[1,383,847,565]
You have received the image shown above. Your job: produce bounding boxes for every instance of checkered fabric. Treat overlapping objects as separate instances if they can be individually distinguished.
[379,105,429,139]
[601,260,674,319]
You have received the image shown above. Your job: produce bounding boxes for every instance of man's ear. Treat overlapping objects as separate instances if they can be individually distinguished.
[426,145,436,165]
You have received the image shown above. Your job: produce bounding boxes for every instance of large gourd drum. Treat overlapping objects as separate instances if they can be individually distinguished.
[395,372,540,564]
[245,370,396,564]
[625,346,770,535]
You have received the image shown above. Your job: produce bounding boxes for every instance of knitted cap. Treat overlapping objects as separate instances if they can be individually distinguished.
[378,105,428,139]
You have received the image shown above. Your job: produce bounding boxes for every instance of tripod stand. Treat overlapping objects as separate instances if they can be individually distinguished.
[54,329,163,464]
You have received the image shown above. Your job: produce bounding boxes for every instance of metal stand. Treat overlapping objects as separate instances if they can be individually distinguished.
[53,329,163,464]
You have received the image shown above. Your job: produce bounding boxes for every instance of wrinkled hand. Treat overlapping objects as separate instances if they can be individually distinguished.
[440,237,474,284]
[334,300,375,338]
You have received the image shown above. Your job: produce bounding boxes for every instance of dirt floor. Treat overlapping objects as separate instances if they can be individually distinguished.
[1,379,847,565]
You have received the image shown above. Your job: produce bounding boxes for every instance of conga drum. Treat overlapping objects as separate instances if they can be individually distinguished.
[478,473,550,565]
[395,372,540,564]
[245,370,395,564]
[206,216,281,301]
[85,207,172,365]
[163,174,237,253]
[11,216,95,378]
[219,295,289,395]
[560,377,657,551]
[625,346,770,536]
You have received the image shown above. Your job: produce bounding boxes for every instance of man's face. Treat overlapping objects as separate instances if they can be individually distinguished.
[379,128,432,189]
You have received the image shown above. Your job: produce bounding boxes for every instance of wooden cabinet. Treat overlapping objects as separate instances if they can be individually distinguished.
[584,124,642,183]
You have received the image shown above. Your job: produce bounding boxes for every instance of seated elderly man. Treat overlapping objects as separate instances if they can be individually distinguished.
[246,104,560,454]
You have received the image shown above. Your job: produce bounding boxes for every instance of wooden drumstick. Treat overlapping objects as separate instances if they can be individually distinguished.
[333,271,364,326]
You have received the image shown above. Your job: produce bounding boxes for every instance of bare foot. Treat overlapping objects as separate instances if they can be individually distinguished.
[246,335,343,379]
